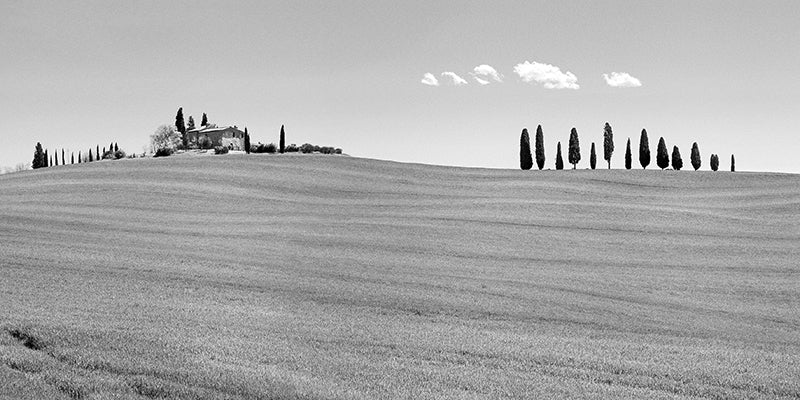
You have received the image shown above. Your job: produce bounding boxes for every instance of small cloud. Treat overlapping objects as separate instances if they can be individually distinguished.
[513,60,579,90]
[472,64,503,83]
[421,73,439,86]
[441,72,468,86]
[603,72,642,87]
[474,76,490,85]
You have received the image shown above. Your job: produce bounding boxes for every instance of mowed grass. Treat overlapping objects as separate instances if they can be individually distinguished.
[1,154,799,399]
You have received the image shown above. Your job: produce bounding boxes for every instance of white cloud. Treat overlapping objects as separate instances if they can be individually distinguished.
[603,72,642,87]
[474,76,490,85]
[472,64,503,83]
[513,60,579,90]
[441,72,468,86]
[420,73,439,86]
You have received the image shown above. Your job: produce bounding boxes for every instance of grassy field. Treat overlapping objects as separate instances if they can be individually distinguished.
[1,155,799,399]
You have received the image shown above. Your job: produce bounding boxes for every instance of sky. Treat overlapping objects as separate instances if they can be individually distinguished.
[2,0,799,172]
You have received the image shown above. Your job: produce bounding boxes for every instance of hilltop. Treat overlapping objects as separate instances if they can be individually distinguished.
[1,155,799,399]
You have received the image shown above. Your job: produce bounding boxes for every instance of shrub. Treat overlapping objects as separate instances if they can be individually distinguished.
[335,148,342,154]
[154,148,173,157]
[214,146,229,155]
[300,143,315,154]
[199,136,214,150]
[102,150,115,160]
[285,143,299,153]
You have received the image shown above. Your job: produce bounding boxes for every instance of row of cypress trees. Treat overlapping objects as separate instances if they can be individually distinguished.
[32,142,122,169]
[520,123,735,172]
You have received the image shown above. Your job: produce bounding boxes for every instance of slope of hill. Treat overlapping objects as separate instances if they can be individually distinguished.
[1,155,799,399]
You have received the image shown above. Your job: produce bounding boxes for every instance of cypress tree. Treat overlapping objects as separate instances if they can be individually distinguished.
[603,122,614,169]
[201,113,208,127]
[49,153,53,167]
[656,137,669,169]
[639,129,650,169]
[690,142,701,170]
[279,125,286,154]
[71,153,75,164]
[96,145,100,160]
[519,128,533,170]
[710,154,719,171]
[568,127,581,169]
[555,142,564,170]
[54,151,59,166]
[78,151,82,164]
[89,149,93,162]
[590,142,597,170]
[731,154,735,172]
[44,149,49,167]
[114,142,118,152]
[32,142,45,169]
[175,107,186,149]
[671,146,683,170]
[62,149,65,165]
[534,124,545,170]
[625,138,632,170]
[244,127,251,154]
[187,116,195,130]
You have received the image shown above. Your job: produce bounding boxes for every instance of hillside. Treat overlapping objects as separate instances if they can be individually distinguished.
[1,155,799,399]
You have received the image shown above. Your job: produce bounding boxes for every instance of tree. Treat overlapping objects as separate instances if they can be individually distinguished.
[279,125,286,154]
[32,142,45,169]
[150,124,182,153]
[201,113,208,127]
[89,149,93,162]
[590,142,597,170]
[639,129,650,169]
[244,127,251,154]
[690,142,701,170]
[54,150,59,166]
[62,149,65,166]
[519,128,533,170]
[96,145,100,161]
[71,153,75,164]
[568,127,581,169]
[671,146,683,170]
[710,154,719,171]
[731,154,735,172]
[49,153,52,168]
[625,138,632,170]
[175,107,187,149]
[78,151,82,164]
[534,125,545,170]
[656,137,669,169]
[603,122,614,169]
[44,149,49,167]
[187,116,195,131]
[555,142,564,170]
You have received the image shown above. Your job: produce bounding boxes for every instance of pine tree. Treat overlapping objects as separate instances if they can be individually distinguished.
[639,129,650,169]
[187,116,195,131]
[175,107,187,149]
[568,127,581,169]
[731,154,735,172]
[555,142,564,170]
[89,149,93,162]
[625,138,632,170]
[201,113,208,127]
[32,142,45,169]
[534,124,545,170]
[244,127,251,154]
[690,142,701,171]
[590,142,597,170]
[656,137,669,169]
[279,125,286,154]
[671,146,683,170]
[519,128,533,170]
[603,122,614,169]
[710,154,719,171]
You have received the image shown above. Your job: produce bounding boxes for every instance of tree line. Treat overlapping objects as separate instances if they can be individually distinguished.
[519,123,735,172]
[32,142,128,169]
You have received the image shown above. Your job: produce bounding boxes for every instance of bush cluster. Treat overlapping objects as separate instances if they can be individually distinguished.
[299,143,341,154]
[251,143,277,154]
[102,150,126,160]
[154,148,173,158]
[214,146,229,155]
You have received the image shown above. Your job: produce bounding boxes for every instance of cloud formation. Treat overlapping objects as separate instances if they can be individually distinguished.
[441,72,468,86]
[472,64,502,83]
[513,61,579,90]
[420,73,439,86]
[603,72,642,87]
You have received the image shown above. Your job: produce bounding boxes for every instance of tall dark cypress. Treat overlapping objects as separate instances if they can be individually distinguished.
[176,107,186,149]
[44,149,49,167]
[49,153,53,167]
[589,142,597,170]
[62,149,65,165]
[71,153,75,164]
[279,125,286,154]
[603,122,614,169]
[731,154,735,172]
[201,113,208,127]
[625,138,632,170]
[639,129,650,169]
[555,142,564,170]
[690,142,701,171]
[656,137,669,170]
[534,124,545,170]
[671,146,683,170]
[32,142,45,169]
[568,127,581,169]
[519,128,533,170]
[54,151,59,166]
[89,149,93,162]
[710,154,719,171]
[114,143,118,152]
[78,151,82,164]
[96,145,100,161]
[244,127,251,154]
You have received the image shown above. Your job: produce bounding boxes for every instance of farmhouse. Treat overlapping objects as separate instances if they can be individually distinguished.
[186,125,245,150]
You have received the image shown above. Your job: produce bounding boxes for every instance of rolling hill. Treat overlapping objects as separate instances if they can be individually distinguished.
[1,155,799,399]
